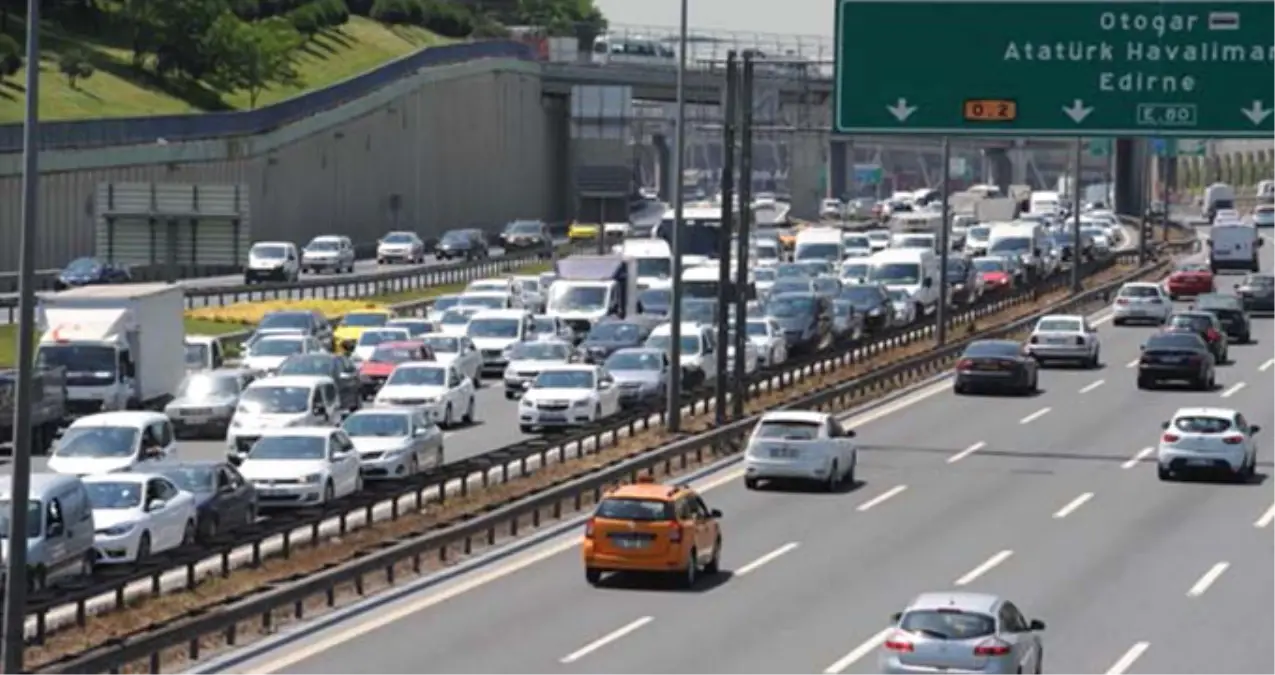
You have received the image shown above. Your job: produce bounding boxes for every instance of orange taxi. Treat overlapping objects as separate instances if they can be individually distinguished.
[581,476,722,587]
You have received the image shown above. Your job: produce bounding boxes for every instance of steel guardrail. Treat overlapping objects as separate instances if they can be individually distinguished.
[32,236,1196,674]
[16,247,1145,656]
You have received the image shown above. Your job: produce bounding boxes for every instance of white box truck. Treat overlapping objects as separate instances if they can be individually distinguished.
[35,283,186,417]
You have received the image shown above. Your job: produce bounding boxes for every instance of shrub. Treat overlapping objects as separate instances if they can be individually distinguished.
[369,0,422,25]
[288,3,324,35]
[58,50,95,89]
[316,0,349,27]
[0,35,22,79]
[419,0,473,37]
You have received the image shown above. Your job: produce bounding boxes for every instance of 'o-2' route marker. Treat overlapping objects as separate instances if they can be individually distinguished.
[834,0,1275,137]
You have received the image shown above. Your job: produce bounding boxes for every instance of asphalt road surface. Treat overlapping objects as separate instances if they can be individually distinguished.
[219,226,1273,675]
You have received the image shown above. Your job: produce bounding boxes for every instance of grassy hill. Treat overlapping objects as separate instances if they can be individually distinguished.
[0,16,447,124]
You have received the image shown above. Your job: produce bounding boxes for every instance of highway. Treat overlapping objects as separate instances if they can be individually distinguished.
[218,232,1274,675]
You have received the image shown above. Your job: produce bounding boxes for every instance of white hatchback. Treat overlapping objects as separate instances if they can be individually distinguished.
[1157,407,1261,482]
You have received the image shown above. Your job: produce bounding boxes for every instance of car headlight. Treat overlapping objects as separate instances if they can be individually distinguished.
[303,473,323,484]
[572,399,591,408]
[521,398,534,408]
[868,307,882,316]
[99,523,136,537]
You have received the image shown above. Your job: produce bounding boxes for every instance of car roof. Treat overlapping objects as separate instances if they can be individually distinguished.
[759,410,829,424]
[1037,314,1083,323]
[469,309,529,319]
[256,333,307,341]
[906,591,1000,614]
[1172,406,1239,419]
[395,360,445,370]
[1121,281,1161,289]
[607,482,690,501]
[81,472,157,484]
[539,364,596,373]
[257,426,337,438]
[69,411,168,428]
[376,340,425,348]
[249,375,333,388]
[347,407,414,418]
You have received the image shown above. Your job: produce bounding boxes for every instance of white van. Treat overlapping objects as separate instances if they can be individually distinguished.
[1203,182,1236,223]
[1208,221,1261,272]
[793,228,845,263]
[226,375,341,461]
[1029,191,1061,216]
[865,248,941,317]
[988,222,1052,279]
[619,239,673,290]
[0,473,97,591]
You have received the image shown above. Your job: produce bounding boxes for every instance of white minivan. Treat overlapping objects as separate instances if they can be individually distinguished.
[988,222,1053,280]
[865,248,941,318]
[47,411,178,476]
[1209,221,1262,272]
[226,375,342,461]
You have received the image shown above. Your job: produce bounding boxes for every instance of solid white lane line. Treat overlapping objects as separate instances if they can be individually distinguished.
[1052,492,1093,519]
[1259,358,1274,373]
[1079,379,1106,393]
[1255,503,1275,529]
[1125,357,1140,368]
[856,485,907,512]
[1121,446,1154,470]
[1105,642,1150,675]
[954,550,1013,586]
[947,441,986,464]
[1186,562,1230,597]
[822,627,894,674]
[560,616,654,663]
[1220,382,1247,398]
[1019,407,1052,425]
[735,542,799,576]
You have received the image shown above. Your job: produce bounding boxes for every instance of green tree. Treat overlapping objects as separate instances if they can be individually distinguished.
[58,49,95,89]
[0,34,21,81]
[209,14,303,108]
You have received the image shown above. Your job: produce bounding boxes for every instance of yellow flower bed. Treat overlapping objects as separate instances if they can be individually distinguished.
[186,299,393,326]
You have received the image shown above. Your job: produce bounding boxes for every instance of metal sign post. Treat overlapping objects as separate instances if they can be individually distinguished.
[936,137,952,347]
[664,0,689,432]
[714,52,738,426]
[732,53,756,419]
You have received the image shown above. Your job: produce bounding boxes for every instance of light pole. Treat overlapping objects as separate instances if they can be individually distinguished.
[665,0,689,432]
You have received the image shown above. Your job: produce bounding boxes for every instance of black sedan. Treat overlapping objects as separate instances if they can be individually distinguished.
[1193,293,1252,344]
[1136,332,1215,390]
[436,229,489,260]
[152,461,258,542]
[953,339,1039,395]
[578,318,656,363]
[838,284,894,332]
[54,256,131,290]
[1236,273,1274,312]
[1163,311,1229,363]
[944,257,980,305]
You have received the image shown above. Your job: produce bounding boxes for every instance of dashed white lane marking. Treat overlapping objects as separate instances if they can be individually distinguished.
[560,616,654,663]
[856,485,907,512]
[1105,642,1150,675]
[735,542,799,576]
[1121,446,1154,470]
[1255,503,1275,529]
[1186,561,1229,597]
[1019,407,1052,425]
[1125,357,1140,368]
[822,627,894,674]
[1259,358,1273,373]
[1053,492,1094,519]
[954,550,1013,586]
[1220,382,1247,398]
[1079,379,1106,393]
[947,441,985,464]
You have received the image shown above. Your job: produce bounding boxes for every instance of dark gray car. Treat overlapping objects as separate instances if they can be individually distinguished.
[165,369,253,439]
[765,292,831,354]
[275,353,362,412]
[603,348,670,408]
[579,318,656,363]
[152,460,258,542]
[436,229,489,261]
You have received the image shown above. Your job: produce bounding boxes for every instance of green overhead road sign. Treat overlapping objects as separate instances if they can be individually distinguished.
[834,0,1275,137]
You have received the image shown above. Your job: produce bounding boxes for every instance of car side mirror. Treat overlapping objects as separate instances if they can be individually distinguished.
[1251,425,1261,434]
[709,509,722,518]
[890,612,902,623]
[1029,619,1046,631]
[147,499,167,512]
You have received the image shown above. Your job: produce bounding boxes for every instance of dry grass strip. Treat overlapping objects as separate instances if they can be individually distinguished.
[30,258,1164,671]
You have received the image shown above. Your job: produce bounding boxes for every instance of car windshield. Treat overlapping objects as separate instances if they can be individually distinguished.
[358,330,409,346]
[55,426,138,458]
[813,278,841,295]
[945,262,969,280]
[869,263,921,284]
[459,296,507,310]
[768,295,815,317]
[468,283,507,295]
[530,317,559,334]
[867,231,891,242]
[990,237,1031,254]
[0,500,41,538]
[279,355,337,376]
[248,436,327,460]
[251,244,287,259]
[1119,285,1160,298]
[636,257,672,278]
[341,313,389,328]
[307,239,340,250]
[239,386,310,414]
[548,285,608,311]
[772,279,814,295]
[387,366,446,386]
[370,346,419,363]
[967,227,991,242]
[63,257,102,274]
[432,297,463,313]
[797,261,833,276]
[509,342,571,360]
[962,341,1021,358]
[383,233,415,244]
[755,244,779,258]
[746,321,770,337]
[467,318,521,338]
[386,321,434,337]
[795,243,842,261]
[184,342,209,367]
[177,373,239,399]
[440,309,479,326]
[1167,315,1211,331]
[900,610,996,640]
[646,335,702,355]
[420,336,459,353]
[843,236,870,249]
[343,413,411,437]
[516,279,540,293]
[441,231,469,243]
[1036,318,1083,332]
[1145,334,1204,350]
[973,258,1005,273]
[249,338,304,357]
[84,481,144,509]
[258,314,312,333]
[155,465,218,492]
[595,498,672,521]
[755,420,821,440]
[897,236,932,248]
[841,262,870,279]
[1173,416,1233,433]
[605,352,662,371]
[753,268,777,282]
[588,322,641,342]
[638,288,672,309]
[775,264,809,278]
[533,370,594,389]
[507,221,541,234]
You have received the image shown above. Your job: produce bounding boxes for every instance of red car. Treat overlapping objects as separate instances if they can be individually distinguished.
[358,341,435,398]
[1164,262,1214,299]
[973,257,1014,292]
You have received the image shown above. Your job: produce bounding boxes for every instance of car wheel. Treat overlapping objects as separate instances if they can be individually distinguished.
[182,520,197,546]
[585,568,602,585]
[505,391,516,400]
[244,505,257,527]
[704,537,722,575]
[744,476,759,490]
[519,424,533,433]
[594,404,602,422]
[1113,318,1125,326]
[1089,347,1100,368]
[443,403,453,429]
[136,532,152,562]
[681,549,699,588]
[464,397,475,424]
[201,514,220,541]
[844,461,856,486]
[1157,464,1173,481]
[323,481,335,504]
[82,550,97,578]
[953,382,967,395]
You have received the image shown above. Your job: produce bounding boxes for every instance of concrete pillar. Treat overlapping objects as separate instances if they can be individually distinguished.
[1114,138,1146,216]
[787,132,826,220]
[830,139,850,200]
[983,148,1013,193]
[652,133,672,201]
[1010,140,1029,186]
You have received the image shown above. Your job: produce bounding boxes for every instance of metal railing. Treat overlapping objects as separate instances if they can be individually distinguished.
[31,242,1190,674]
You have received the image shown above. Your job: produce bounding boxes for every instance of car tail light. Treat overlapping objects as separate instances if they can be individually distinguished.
[668,521,683,543]
[883,636,914,652]
[1206,329,1220,342]
[974,639,1012,657]
[1116,298,1129,305]
[1162,433,1180,443]
[584,517,596,539]
[1222,435,1244,445]
[956,359,974,370]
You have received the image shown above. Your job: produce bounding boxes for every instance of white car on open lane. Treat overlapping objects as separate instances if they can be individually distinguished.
[236,427,362,508]
[1025,314,1101,367]
[373,362,476,429]
[341,407,444,480]
[518,364,621,433]
[83,472,197,565]
[744,410,858,491]
[419,333,483,382]
[1157,407,1261,482]
[744,318,788,367]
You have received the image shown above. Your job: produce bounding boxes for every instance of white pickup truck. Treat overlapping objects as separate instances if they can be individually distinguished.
[743,410,858,491]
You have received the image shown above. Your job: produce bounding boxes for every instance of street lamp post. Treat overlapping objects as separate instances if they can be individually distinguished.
[665,0,689,432]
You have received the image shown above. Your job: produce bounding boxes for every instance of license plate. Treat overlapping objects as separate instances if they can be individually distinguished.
[181,415,210,425]
[259,488,287,497]
[1046,337,1071,344]
[1187,459,1213,467]
[541,413,566,422]
[615,539,648,549]
[770,447,798,458]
